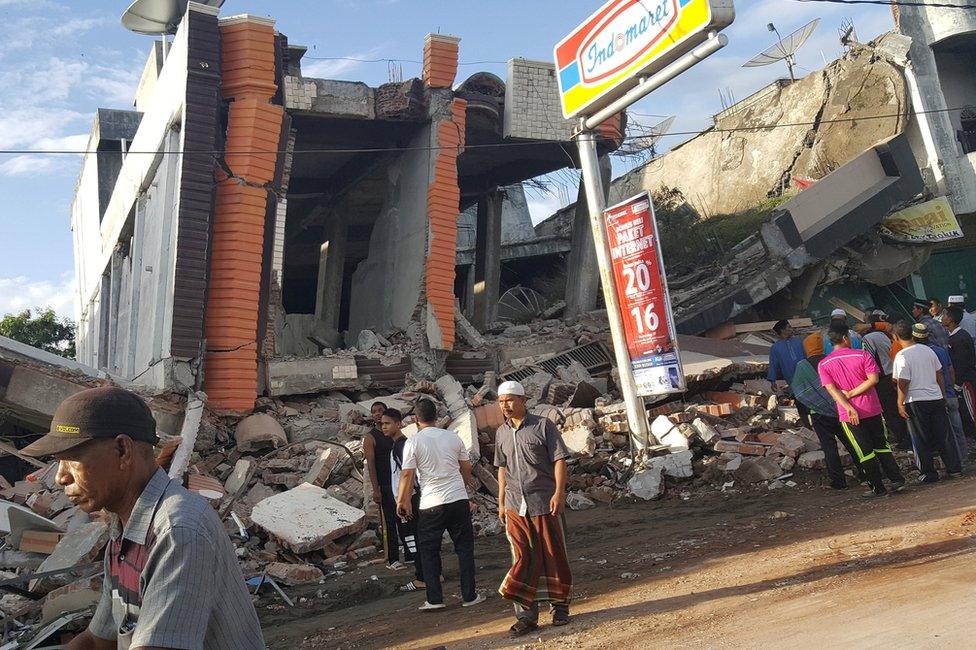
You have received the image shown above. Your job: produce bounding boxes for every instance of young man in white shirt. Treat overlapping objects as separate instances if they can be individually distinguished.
[396,399,484,611]
[892,321,962,483]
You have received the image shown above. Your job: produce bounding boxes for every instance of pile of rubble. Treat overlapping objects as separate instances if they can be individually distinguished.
[0,313,862,644]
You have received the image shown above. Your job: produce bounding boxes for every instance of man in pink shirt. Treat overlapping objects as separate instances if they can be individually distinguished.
[818,323,906,498]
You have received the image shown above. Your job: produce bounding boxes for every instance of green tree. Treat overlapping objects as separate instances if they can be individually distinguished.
[0,308,76,359]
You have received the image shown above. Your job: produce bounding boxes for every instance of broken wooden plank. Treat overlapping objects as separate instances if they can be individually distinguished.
[734,318,813,334]
[827,298,867,323]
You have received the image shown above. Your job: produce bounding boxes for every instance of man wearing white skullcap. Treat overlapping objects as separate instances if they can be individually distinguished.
[948,296,976,338]
[822,308,863,354]
[494,380,572,636]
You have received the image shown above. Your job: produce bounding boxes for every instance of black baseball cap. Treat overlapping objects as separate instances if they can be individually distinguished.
[21,386,159,457]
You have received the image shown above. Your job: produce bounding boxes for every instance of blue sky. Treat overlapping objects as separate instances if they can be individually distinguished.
[0,0,892,319]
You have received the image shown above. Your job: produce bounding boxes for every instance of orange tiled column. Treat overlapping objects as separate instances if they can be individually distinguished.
[423,34,460,89]
[425,97,466,350]
[203,15,283,412]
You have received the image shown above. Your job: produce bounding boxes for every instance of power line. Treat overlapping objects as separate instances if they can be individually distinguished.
[302,55,507,66]
[0,105,961,157]
[793,0,976,8]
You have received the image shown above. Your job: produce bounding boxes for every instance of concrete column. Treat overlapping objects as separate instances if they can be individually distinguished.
[565,154,612,318]
[464,264,476,318]
[473,189,502,330]
[106,245,123,373]
[314,213,346,332]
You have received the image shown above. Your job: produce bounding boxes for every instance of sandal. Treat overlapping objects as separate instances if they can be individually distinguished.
[509,620,538,637]
[552,611,571,626]
[387,561,407,571]
[400,580,424,592]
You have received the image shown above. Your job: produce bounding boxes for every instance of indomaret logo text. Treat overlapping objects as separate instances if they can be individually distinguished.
[579,0,679,84]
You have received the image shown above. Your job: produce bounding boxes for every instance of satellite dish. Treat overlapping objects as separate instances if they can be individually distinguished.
[122,0,225,35]
[616,115,675,159]
[742,18,820,82]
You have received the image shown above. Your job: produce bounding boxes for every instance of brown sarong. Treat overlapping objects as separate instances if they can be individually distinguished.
[499,511,572,607]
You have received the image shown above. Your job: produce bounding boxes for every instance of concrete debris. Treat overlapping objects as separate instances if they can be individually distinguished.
[234,413,287,452]
[265,562,324,586]
[628,465,664,501]
[30,521,109,593]
[250,483,367,553]
[566,492,596,510]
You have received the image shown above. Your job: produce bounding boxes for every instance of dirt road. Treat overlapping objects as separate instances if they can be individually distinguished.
[262,475,976,649]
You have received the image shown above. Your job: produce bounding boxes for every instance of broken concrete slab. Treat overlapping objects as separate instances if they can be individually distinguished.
[628,465,664,500]
[265,562,324,586]
[691,418,722,445]
[30,521,108,593]
[472,463,499,497]
[772,432,807,458]
[224,459,253,495]
[305,448,342,487]
[567,492,596,510]
[735,456,783,483]
[797,450,827,469]
[0,501,64,548]
[251,483,367,554]
[561,426,596,456]
[234,413,287,452]
[41,575,101,624]
[448,409,480,463]
[651,450,694,478]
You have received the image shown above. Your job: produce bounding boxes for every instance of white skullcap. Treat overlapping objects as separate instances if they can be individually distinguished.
[830,308,846,318]
[497,380,526,397]
[948,295,965,304]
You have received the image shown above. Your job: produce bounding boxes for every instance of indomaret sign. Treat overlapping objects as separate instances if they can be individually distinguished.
[554,0,734,119]
[604,193,684,396]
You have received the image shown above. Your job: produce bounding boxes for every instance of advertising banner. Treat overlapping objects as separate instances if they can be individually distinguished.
[604,192,684,395]
[879,197,964,243]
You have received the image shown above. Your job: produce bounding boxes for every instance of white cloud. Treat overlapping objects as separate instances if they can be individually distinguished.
[0,274,76,319]
[526,190,565,225]
[301,47,386,79]
[0,155,56,176]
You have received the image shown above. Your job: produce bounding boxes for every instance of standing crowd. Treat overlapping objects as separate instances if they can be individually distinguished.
[769,295,976,496]
[363,381,573,637]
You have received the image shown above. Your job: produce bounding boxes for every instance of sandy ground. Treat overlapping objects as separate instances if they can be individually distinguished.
[260,474,976,649]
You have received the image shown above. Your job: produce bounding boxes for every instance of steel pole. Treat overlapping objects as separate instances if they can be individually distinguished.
[576,131,651,450]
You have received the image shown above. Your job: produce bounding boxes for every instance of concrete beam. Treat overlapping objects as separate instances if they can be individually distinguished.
[565,155,611,318]
[455,235,571,266]
[473,189,502,330]
[265,357,360,397]
[0,361,87,431]
[314,213,346,331]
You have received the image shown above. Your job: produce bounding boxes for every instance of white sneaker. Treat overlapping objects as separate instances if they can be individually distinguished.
[462,593,486,607]
[419,601,446,612]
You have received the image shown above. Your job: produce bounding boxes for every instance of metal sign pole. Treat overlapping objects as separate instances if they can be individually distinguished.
[573,32,729,451]
[576,131,651,450]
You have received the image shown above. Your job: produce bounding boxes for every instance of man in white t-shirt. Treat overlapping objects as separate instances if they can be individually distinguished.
[396,398,484,611]
[892,321,962,483]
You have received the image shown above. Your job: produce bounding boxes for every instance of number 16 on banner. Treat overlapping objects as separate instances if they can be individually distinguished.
[604,193,685,396]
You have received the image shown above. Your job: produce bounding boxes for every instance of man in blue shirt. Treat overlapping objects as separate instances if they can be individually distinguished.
[822,309,863,354]
[769,319,809,426]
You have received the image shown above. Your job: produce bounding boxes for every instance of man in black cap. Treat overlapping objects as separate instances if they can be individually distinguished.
[23,386,263,650]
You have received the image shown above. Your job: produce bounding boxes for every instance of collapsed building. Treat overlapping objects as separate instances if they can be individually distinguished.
[69,3,624,411]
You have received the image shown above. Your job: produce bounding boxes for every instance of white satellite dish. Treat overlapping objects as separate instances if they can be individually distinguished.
[122,0,225,35]
[743,19,820,82]
[617,115,675,159]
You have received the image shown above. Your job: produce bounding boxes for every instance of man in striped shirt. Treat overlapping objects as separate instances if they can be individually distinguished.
[22,386,262,650]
